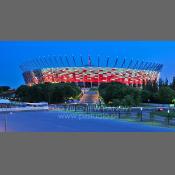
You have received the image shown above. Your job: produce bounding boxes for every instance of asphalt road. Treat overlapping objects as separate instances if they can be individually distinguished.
[0,110,175,132]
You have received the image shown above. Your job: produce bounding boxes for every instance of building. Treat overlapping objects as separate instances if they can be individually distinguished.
[0,89,16,99]
[20,56,163,88]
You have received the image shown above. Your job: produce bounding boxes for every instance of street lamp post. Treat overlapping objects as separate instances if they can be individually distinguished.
[4,105,7,133]
[118,106,121,119]
[140,107,143,122]
[75,103,77,112]
[167,109,170,125]
[86,103,89,114]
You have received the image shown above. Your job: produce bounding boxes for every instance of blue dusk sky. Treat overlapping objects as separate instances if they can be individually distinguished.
[0,41,174,88]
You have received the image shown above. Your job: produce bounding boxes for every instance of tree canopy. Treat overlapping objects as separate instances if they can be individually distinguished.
[99,79,175,107]
[0,86,10,94]
[15,83,81,103]
[99,82,141,107]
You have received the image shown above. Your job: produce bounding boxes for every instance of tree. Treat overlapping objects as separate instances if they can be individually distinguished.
[141,90,152,103]
[170,76,175,90]
[143,80,158,93]
[111,99,121,106]
[158,78,164,88]
[121,95,135,107]
[152,81,159,92]
[15,85,30,102]
[158,87,175,104]
[99,82,141,107]
[164,78,169,87]
[15,83,81,104]
[0,86,10,94]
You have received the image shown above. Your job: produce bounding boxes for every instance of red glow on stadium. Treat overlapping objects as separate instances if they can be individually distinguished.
[20,56,163,87]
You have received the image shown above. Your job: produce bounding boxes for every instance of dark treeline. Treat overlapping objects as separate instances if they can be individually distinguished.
[15,83,81,103]
[0,86,10,93]
[2,76,175,106]
[142,77,175,104]
[99,83,141,107]
[99,77,175,107]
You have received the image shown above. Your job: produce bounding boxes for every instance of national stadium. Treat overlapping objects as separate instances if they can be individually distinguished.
[20,56,163,88]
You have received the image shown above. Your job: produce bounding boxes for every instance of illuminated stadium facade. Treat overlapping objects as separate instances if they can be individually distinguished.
[20,56,163,87]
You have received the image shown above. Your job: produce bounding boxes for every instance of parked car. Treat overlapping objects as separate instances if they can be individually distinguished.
[157,108,164,112]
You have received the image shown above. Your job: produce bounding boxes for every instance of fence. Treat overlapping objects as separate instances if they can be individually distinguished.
[52,103,175,126]
[0,106,49,112]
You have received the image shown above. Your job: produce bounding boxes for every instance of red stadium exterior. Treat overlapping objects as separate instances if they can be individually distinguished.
[21,56,163,87]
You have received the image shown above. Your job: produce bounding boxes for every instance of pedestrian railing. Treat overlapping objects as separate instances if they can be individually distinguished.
[52,104,175,126]
[0,106,49,112]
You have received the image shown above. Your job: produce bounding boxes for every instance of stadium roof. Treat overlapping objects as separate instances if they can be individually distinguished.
[20,55,163,73]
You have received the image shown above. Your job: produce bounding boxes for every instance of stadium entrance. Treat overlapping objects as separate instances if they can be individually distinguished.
[77,82,99,88]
